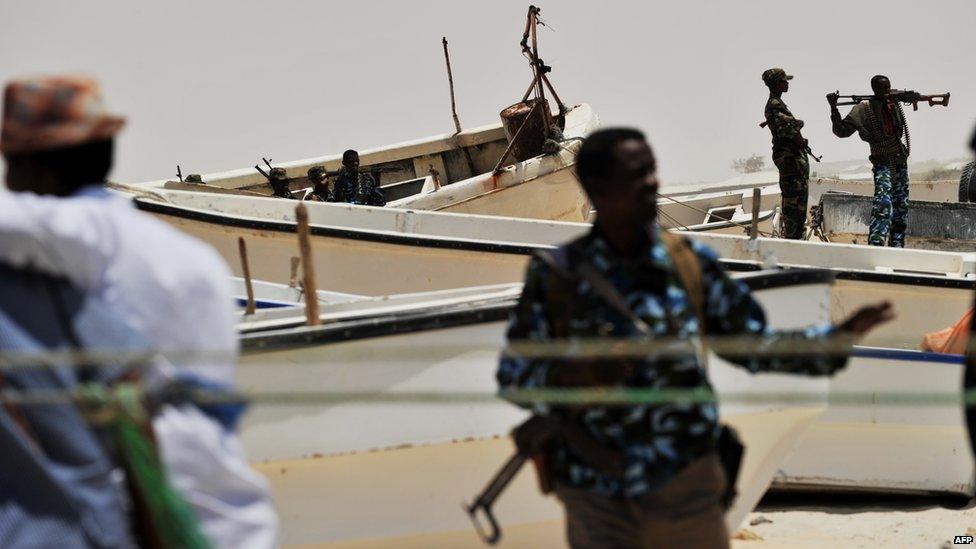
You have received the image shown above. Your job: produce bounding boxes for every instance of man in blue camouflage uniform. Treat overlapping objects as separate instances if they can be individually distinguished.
[498,128,893,549]
[333,149,385,206]
[828,75,910,247]
[762,68,809,239]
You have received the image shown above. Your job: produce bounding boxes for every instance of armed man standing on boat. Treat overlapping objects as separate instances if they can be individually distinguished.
[333,149,386,206]
[497,128,894,549]
[762,68,812,240]
[828,75,912,247]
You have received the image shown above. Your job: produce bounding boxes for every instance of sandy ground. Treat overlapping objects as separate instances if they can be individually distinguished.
[289,492,976,549]
[262,434,976,549]
[732,493,976,549]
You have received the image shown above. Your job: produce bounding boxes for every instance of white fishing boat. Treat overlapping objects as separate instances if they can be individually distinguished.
[654,183,780,237]
[236,270,834,546]
[129,102,598,223]
[234,246,976,503]
[124,187,976,298]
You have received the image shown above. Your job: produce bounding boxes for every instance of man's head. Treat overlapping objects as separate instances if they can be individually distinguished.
[762,68,793,93]
[576,128,658,225]
[342,150,360,171]
[1,76,124,196]
[307,166,327,184]
[871,75,892,96]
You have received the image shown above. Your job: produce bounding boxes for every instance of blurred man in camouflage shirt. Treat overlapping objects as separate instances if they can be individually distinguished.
[498,128,893,548]
[762,68,809,239]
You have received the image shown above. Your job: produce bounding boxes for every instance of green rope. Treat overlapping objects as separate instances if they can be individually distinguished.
[79,384,211,549]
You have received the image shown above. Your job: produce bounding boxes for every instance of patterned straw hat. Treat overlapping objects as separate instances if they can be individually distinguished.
[0,75,125,156]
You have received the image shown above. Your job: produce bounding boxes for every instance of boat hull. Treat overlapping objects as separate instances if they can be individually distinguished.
[143,204,535,296]
[775,348,973,496]
[237,272,834,544]
[251,409,823,547]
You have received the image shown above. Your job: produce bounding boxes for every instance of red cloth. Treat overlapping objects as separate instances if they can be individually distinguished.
[881,102,896,136]
[922,309,973,355]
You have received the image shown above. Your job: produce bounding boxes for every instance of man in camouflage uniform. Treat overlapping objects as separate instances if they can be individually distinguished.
[268,167,295,199]
[305,166,335,202]
[828,75,910,247]
[498,128,893,549]
[333,149,385,206]
[762,68,809,239]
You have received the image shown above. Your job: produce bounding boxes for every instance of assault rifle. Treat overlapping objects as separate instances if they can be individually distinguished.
[465,414,624,545]
[831,89,950,111]
[758,119,822,162]
[254,158,294,198]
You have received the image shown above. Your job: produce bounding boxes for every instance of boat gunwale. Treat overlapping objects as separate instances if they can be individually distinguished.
[134,197,545,256]
[137,195,976,291]
[240,269,836,351]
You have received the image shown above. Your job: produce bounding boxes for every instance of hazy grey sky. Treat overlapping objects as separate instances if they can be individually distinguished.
[1,0,974,187]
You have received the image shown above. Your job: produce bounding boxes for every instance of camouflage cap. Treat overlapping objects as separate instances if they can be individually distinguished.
[184,174,203,183]
[269,167,287,180]
[762,68,793,86]
[1,75,125,156]
[307,166,327,179]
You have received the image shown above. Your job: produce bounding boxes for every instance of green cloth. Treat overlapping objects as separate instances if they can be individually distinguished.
[80,384,211,549]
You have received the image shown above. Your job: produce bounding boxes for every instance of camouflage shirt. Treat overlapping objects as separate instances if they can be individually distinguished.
[497,225,846,498]
[764,95,807,154]
[333,168,385,206]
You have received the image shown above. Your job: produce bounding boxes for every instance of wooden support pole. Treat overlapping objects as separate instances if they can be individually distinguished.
[443,36,478,178]
[295,204,321,326]
[237,237,256,315]
[750,187,761,240]
[442,37,463,134]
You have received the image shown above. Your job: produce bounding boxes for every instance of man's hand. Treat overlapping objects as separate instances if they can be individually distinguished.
[826,92,839,107]
[836,301,895,337]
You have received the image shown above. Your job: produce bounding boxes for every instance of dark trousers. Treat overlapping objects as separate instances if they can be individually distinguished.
[555,453,729,549]
[773,152,810,240]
